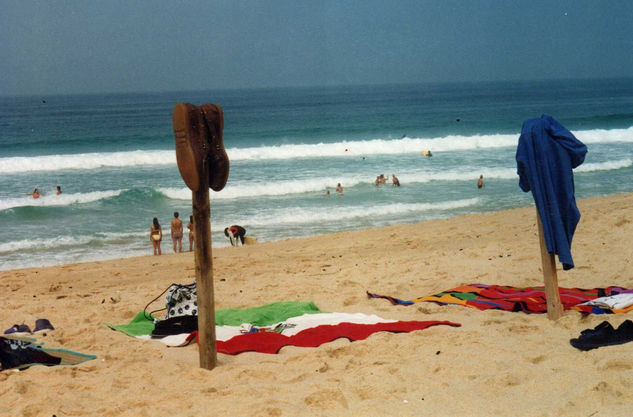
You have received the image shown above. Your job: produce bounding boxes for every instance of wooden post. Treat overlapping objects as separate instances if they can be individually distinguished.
[536,208,563,320]
[192,171,217,369]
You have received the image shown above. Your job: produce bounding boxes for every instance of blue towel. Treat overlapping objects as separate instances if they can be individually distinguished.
[516,114,587,270]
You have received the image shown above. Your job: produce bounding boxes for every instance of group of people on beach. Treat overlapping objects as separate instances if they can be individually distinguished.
[150,214,248,255]
[150,212,194,256]
[29,186,62,198]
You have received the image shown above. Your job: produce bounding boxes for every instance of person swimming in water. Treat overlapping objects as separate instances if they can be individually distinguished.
[477,175,484,189]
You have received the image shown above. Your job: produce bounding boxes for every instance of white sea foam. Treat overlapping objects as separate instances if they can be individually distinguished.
[0,230,147,254]
[0,236,94,254]
[158,176,368,201]
[0,246,148,271]
[0,190,124,211]
[2,127,632,173]
[238,198,480,227]
[0,150,175,174]
[228,135,520,161]
[156,157,630,202]
[575,158,632,173]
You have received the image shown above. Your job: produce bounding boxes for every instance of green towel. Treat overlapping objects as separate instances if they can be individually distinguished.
[104,312,156,337]
[105,301,324,337]
[215,301,322,326]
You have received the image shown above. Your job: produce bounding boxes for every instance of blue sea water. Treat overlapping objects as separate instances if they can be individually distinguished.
[1,79,632,271]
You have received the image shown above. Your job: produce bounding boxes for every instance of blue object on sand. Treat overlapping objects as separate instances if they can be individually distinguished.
[4,324,31,334]
[33,318,55,333]
[516,114,587,270]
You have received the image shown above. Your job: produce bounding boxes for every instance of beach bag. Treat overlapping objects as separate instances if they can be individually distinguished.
[164,282,198,319]
[144,281,197,320]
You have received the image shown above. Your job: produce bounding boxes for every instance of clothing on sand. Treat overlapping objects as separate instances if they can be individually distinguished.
[367,284,633,314]
[570,320,633,351]
[0,335,96,371]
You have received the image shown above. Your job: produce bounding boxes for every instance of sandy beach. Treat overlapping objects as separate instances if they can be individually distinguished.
[2,193,633,417]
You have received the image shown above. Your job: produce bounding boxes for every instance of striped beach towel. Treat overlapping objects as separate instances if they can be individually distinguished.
[367,284,633,314]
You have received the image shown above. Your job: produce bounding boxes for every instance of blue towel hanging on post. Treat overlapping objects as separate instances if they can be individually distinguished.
[516,114,588,270]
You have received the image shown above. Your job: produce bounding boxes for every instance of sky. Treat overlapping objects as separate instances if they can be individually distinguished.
[1,0,632,96]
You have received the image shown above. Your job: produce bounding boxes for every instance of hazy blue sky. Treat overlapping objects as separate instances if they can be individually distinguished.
[2,0,632,95]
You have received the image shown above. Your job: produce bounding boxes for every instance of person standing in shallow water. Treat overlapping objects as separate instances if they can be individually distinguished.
[336,183,343,196]
[171,212,183,253]
[150,217,162,255]
[477,175,485,189]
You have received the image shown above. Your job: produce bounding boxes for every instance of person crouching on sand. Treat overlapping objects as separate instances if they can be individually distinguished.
[224,225,246,246]
[150,217,162,255]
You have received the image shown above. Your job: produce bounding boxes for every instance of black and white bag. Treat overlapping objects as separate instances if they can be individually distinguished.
[145,281,197,320]
[164,282,198,319]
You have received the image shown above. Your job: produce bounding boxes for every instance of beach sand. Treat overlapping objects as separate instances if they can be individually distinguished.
[1,193,633,417]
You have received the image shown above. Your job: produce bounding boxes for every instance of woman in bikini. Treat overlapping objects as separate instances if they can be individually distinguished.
[150,217,162,255]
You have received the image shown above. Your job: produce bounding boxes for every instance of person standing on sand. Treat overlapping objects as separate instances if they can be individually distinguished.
[477,175,484,189]
[150,217,162,255]
[171,212,183,253]
[187,215,194,251]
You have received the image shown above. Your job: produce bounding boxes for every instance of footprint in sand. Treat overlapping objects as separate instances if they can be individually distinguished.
[599,358,633,371]
[304,389,349,410]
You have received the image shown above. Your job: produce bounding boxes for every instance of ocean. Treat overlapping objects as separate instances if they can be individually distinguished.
[1,78,632,271]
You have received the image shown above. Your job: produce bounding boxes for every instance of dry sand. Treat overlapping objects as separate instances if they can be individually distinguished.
[1,193,633,417]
